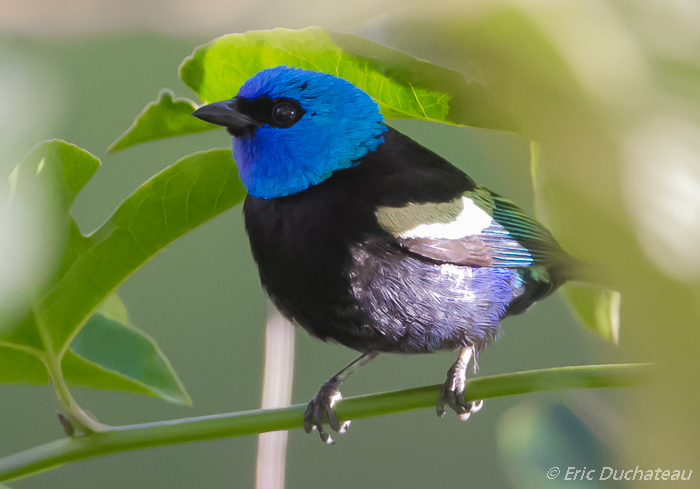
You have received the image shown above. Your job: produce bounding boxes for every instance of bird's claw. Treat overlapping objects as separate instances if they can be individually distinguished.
[436,381,484,419]
[436,351,483,419]
[303,383,348,444]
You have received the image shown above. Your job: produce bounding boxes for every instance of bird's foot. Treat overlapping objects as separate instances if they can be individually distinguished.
[303,380,351,444]
[437,382,484,420]
[436,346,484,420]
[303,353,376,444]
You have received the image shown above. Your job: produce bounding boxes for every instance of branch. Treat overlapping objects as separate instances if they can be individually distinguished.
[0,363,648,483]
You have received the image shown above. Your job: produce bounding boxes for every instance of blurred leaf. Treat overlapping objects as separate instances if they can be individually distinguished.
[650,55,700,104]
[498,401,610,489]
[1,140,99,349]
[327,31,518,131]
[108,89,216,153]
[560,284,620,345]
[8,140,100,212]
[1,142,243,404]
[532,141,620,344]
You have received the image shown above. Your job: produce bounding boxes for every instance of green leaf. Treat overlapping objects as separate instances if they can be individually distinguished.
[37,148,244,353]
[0,347,48,385]
[94,291,130,325]
[108,89,216,153]
[1,142,242,405]
[181,27,518,128]
[561,283,621,345]
[110,28,520,151]
[66,300,190,404]
[181,28,447,120]
[0,299,190,404]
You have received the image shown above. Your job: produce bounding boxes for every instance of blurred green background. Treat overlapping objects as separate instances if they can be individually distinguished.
[1,0,698,487]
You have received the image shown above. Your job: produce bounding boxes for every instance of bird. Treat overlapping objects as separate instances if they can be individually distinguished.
[192,66,579,444]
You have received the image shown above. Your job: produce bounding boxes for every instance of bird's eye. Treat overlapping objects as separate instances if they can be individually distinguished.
[271,102,298,127]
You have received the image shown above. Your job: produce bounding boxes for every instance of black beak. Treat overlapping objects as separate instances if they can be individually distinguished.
[192,98,260,137]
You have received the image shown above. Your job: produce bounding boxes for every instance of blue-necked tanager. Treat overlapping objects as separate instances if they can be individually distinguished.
[193,66,580,443]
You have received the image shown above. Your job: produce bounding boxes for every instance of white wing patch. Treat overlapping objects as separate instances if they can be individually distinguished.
[376,196,493,240]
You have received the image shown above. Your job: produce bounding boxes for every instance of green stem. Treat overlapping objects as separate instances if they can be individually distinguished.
[45,351,109,435]
[34,311,108,435]
[0,363,648,483]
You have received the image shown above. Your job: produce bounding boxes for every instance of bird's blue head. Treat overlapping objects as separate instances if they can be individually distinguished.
[193,66,387,199]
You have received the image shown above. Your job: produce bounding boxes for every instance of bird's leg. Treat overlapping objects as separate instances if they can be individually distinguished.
[303,352,377,444]
[436,345,484,420]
